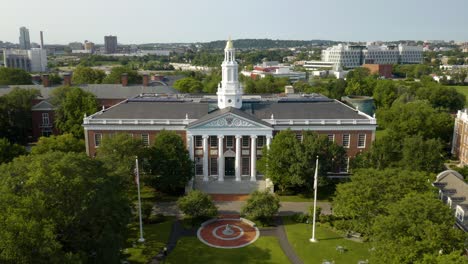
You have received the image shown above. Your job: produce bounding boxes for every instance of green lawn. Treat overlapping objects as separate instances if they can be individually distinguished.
[122,217,175,263]
[165,237,291,264]
[283,218,370,264]
[449,86,468,106]
[278,184,337,202]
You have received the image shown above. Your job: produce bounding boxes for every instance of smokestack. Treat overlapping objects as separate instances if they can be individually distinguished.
[40,31,44,49]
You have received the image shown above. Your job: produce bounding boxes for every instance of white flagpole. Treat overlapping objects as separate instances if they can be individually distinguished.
[136,157,145,243]
[310,156,319,243]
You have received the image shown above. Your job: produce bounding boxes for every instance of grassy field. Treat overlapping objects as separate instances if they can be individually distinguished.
[283,217,370,264]
[278,184,337,202]
[122,217,175,263]
[165,237,290,264]
[449,86,468,106]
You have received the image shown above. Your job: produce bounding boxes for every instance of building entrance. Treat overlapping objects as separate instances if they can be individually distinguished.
[225,157,235,176]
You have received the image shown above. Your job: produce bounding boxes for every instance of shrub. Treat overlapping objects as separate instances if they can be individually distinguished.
[177,190,218,220]
[241,190,280,225]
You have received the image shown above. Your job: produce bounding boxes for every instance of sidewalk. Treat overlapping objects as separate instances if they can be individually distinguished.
[154,201,332,216]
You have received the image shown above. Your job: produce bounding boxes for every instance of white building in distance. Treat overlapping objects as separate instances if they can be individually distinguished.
[321,44,423,68]
[3,48,47,72]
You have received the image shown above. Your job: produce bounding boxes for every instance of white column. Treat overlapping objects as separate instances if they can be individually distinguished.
[187,135,194,160]
[266,135,272,150]
[202,135,209,181]
[250,135,257,182]
[218,135,224,182]
[235,135,242,181]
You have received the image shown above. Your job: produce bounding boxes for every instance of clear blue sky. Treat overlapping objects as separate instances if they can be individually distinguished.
[2,0,467,44]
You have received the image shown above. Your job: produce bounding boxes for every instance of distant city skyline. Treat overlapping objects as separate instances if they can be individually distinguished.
[1,0,468,45]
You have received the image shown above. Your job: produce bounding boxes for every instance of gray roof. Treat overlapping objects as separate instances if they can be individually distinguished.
[187,107,272,128]
[90,97,368,121]
[0,84,178,99]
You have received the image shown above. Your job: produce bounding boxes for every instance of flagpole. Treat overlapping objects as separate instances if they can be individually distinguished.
[136,157,145,243]
[310,156,319,243]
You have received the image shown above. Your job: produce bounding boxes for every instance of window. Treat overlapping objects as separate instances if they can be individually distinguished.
[210,136,218,148]
[257,136,266,148]
[342,134,350,148]
[242,157,250,175]
[328,134,335,142]
[210,158,218,175]
[296,134,303,142]
[242,136,250,148]
[195,157,203,175]
[358,134,366,148]
[195,136,202,147]
[456,207,464,222]
[42,113,49,125]
[226,136,234,148]
[94,133,102,147]
[41,129,52,137]
[142,134,149,146]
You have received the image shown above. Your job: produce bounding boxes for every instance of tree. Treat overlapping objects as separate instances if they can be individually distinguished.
[377,100,453,144]
[0,67,31,85]
[400,136,445,173]
[258,130,346,192]
[416,251,468,264]
[144,130,193,194]
[0,152,131,263]
[51,86,98,138]
[241,190,280,224]
[257,130,305,192]
[96,133,145,184]
[416,85,465,112]
[31,134,85,155]
[48,73,63,86]
[333,168,432,234]
[371,192,466,263]
[177,190,217,219]
[0,88,40,144]
[372,80,398,108]
[351,133,402,170]
[0,138,26,164]
[72,66,105,84]
[102,66,140,84]
[173,77,204,93]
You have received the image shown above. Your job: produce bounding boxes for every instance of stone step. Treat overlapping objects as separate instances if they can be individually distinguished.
[194,176,265,194]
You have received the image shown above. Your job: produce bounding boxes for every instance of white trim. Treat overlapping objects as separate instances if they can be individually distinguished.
[83,125,187,131]
[272,125,376,131]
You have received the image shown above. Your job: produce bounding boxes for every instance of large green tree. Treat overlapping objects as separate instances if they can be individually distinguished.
[144,130,193,194]
[372,79,398,108]
[96,133,145,184]
[371,192,466,263]
[31,134,85,155]
[0,138,26,164]
[102,66,140,84]
[173,77,204,93]
[0,67,31,85]
[333,168,432,234]
[51,86,98,138]
[0,152,131,263]
[377,100,453,143]
[416,85,465,112]
[258,130,346,192]
[0,88,40,144]
[241,190,281,224]
[177,190,218,220]
[71,66,105,84]
[400,136,445,173]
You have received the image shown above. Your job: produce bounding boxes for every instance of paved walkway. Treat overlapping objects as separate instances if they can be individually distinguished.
[154,201,332,216]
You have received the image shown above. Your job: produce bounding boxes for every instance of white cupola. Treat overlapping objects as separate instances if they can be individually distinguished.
[217,37,243,109]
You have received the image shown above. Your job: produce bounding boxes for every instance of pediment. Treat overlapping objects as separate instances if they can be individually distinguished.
[188,112,271,130]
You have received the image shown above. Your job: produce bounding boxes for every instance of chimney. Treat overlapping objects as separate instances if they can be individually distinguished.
[63,73,72,86]
[40,31,44,49]
[142,73,149,87]
[121,73,128,87]
[42,74,50,87]
[285,85,295,94]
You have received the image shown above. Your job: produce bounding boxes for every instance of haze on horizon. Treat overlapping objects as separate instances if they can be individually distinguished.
[1,0,467,45]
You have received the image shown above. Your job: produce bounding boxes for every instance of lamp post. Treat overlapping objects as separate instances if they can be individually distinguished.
[135,157,145,243]
[310,156,319,243]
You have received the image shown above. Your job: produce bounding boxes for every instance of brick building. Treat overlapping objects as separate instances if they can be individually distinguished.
[362,64,393,79]
[83,40,377,184]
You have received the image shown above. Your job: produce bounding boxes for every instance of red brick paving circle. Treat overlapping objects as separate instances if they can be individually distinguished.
[197,218,259,248]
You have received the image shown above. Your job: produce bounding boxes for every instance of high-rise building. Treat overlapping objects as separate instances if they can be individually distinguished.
[104,35,117,54]
[84,40,95,52]
[19,27,31,50]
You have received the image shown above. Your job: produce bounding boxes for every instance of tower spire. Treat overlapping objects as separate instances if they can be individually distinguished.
[217,38,242,109]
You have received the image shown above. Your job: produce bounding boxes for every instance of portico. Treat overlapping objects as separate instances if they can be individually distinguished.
[187,108,273,182]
